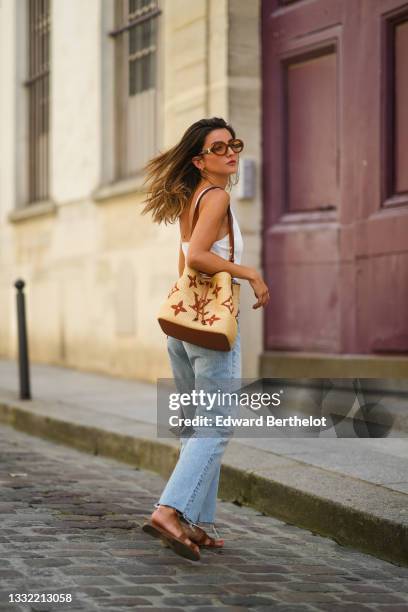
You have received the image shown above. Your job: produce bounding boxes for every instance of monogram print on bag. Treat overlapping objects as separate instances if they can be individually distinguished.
[187,274,197,288]
[169,276,229,327]
[207,314,221,326]
[171,300,187,316]
[189,291,213,325]
[167,282,179,299]
[212,283,222,298]
[221,294,234,314]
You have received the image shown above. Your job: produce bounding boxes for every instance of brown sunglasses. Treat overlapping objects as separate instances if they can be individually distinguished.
[198,138,244,157]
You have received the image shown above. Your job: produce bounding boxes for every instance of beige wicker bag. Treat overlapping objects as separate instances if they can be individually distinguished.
[157,186,240,351]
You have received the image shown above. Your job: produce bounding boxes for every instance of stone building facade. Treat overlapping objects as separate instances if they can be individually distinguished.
[0,0,262,383]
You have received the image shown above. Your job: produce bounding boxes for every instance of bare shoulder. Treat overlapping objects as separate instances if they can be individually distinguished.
[200,187,230,211]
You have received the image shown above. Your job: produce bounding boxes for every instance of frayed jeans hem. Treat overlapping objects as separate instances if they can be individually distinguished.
[153,502,221,538]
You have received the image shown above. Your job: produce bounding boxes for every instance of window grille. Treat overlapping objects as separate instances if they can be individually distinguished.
[109,0,161,179]
[24,0,51,203]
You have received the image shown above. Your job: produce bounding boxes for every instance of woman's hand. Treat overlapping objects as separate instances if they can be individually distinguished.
[248,271,270,309]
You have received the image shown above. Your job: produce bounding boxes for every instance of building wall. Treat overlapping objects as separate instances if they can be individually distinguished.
[0,0,263,383]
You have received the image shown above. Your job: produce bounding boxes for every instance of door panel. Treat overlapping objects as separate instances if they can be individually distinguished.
[395,20,408,193]
[262,0,408,354]
[286,50,338,213]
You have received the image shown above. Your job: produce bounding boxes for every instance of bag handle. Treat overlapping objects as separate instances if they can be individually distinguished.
[191,186,235,263]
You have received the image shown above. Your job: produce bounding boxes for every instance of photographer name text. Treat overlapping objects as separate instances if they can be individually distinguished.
[169,415,327,428]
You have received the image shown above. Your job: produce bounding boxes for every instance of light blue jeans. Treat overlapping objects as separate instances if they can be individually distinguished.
[154,318,241,538]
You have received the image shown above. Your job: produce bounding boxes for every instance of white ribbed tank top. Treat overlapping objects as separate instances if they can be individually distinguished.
[181,187,244,282]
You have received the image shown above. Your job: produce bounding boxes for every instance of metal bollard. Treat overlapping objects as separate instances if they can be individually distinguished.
[14,279,31,400]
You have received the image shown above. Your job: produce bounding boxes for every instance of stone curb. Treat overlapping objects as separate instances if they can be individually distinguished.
[0,397,407,568]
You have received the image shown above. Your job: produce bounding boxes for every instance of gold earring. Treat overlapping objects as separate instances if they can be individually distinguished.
[228,159,240,188]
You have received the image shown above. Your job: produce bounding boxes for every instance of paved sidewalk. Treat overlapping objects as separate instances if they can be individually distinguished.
[1,423,408,612]
[0,358,407,567]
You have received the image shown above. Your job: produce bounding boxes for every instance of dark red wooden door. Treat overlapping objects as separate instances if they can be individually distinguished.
[262,0,408,354]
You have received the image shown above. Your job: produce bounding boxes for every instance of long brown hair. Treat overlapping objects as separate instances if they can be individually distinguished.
[140,117,236,226]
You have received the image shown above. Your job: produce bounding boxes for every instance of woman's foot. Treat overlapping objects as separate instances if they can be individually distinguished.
[179,518,224,548]
[150,505,200,556]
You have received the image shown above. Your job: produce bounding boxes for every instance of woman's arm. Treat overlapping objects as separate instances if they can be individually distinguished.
[189,249,256,282]
[186,188,270,309]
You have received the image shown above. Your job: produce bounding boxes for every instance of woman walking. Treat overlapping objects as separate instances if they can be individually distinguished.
[140,117,270,561]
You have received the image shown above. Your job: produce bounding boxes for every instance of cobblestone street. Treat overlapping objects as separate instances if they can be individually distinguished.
[0,423,407,612]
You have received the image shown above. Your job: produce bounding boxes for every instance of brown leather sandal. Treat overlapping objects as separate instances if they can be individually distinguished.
[142,520,200,561]
[179,518,224,549]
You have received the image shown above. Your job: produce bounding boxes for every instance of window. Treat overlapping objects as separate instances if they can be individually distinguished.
[24,0,51,203]
[109,0,161,180]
